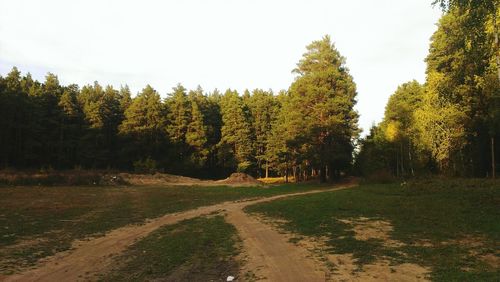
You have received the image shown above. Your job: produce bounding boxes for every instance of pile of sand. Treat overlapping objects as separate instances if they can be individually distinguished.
[217,173,263,186]
[0,170,264,187]
[118,173,205,186]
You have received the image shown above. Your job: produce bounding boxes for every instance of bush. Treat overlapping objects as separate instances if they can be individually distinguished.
[0,170,125,186]
[361,169,397,184]
[133,157,158,174]
[236,161,252,173]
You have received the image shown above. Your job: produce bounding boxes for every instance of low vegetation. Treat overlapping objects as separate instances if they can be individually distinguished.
[0,182,330,274]
[0,1,498,280]
[246,179,500,280]
[100,215,240,282]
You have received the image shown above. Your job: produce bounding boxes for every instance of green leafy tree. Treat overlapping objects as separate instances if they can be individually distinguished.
[424,6,499,176]
[381,80,424,176]
[415,80,467,173]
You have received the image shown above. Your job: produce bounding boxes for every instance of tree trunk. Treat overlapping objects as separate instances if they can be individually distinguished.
[285,164,289,183]
[325,164,329,182]
[408,140,415,176]
[400,142,404,177]
[494,6,500,83]
[265,161,269,178]
[492,137,496,179]
[395,150,399,177]
[292,165,297,182]
[320,165,327,183]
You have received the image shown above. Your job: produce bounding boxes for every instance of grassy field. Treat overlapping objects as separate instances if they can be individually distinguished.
[100,215,240,282]
[246,179,500,281]
[0,182,329,274]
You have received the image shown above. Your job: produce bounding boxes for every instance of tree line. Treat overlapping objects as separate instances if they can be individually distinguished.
[0,36,359,181]
[356,1,499,178]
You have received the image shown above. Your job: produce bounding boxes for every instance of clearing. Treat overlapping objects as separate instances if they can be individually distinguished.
[2,185,353,281]
[247,179,500,281]
[1,178,498,281]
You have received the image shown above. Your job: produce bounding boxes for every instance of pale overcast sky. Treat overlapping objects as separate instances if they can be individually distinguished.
[0,0,442,135]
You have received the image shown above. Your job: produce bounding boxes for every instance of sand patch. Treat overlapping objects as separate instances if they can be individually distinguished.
[120,172,264,187]
[289,235,430,281]
[338,217,406,248]
[254,215,430,282]
[444,235,487,248]
[479,253,500,268]
[326,253,429,281]
[216,173,263,186]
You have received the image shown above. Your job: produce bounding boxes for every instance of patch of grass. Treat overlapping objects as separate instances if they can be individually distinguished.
[245,179,500,280]
[100,215,240,282]
[0,182,332,273]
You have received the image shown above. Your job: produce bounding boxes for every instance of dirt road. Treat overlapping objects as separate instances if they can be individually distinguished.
[4,185,354,282]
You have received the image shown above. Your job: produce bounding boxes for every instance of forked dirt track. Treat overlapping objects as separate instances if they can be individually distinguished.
[4,185,355,282]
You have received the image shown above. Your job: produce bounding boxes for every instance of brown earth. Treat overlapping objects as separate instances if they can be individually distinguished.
[0,170,264,187]
[225,210,326,281]
[257,216,430,282]
[331,217,429,280]
[121,172,264,187]
[217,172,264,186]
[338,217,406,248]
[119,172,209,186]
[3,185,353,282]
[1,182,435,282]
[325,253,429,282]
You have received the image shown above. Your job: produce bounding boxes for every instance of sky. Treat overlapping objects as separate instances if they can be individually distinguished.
[0,0,442,135]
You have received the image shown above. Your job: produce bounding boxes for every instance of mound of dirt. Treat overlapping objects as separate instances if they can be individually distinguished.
[118,173,206,186]
[217,173,263,186]
[0,170,265,187]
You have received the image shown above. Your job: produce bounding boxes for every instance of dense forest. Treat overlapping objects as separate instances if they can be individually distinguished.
[356,0,499,178]
[0,36,358,180]
[1,1,498,180]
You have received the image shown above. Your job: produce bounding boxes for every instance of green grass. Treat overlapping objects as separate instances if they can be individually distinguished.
[100,215,240,282]
[245,179,500,281]
[0,182,329,273]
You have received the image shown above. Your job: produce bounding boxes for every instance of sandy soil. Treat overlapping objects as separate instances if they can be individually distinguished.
[225,210,327,281]
[326,253,429,282]
[255,216,430,282]
[120,172,264,187]
[331,217,429,281]
[3,185,354,282]
[338,217,406,248]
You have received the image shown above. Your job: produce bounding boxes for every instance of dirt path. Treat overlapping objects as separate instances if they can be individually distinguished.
[226,209,326,281]
[3,185,354,282]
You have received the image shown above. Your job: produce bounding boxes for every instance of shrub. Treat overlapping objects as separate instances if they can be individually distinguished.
[133,157,158,174]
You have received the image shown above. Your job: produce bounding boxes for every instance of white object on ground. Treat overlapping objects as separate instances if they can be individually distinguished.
[227,275,235,281]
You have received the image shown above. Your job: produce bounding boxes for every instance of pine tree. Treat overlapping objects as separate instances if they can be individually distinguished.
[246,89,279,177]
[166,84,190,144]
[219,89,253,172]
[120,85,166,168]
[119,85,132,113]
[286,35,359,181]
[186,101,209,167]
[58,84,84,167]
[38,73,64,167]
